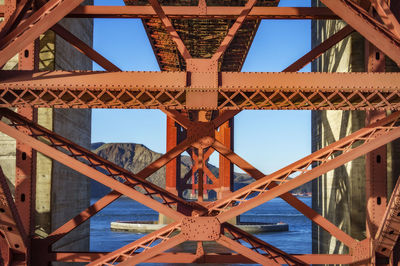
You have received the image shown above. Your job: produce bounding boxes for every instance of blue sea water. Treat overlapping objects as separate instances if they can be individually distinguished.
[90,196,311,264]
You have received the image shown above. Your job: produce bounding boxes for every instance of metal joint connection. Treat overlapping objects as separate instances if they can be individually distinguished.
[187,122,215,148]
[181,217,221,241]
[351,239,371,263]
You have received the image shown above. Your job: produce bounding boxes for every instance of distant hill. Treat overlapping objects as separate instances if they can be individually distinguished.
[90,142,310,198]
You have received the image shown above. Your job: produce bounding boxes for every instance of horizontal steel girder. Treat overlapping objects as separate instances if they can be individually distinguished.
[0,6,339,19]
[49,252,354,264]
[1,71,400,110]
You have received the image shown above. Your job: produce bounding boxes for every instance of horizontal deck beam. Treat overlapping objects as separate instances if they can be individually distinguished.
[1,70,400,110]
[49,252,354,264]
[0,6,339,19]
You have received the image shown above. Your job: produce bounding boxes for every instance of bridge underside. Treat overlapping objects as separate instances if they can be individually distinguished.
[0,0,400,265]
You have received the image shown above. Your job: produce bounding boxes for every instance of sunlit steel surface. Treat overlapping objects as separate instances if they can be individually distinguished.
[0,0,400,264]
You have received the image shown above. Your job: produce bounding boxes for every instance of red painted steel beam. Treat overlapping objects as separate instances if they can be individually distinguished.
[375,177,400,257]
[148,0,192,61]
[0,113,190,221]
[15,26,38,243]
[163,109,193,129]
[49,252,354,264]
[212,114,400,224]
[45,130,199,246]
[319,0,400,66]
[0,167,28,259]
[53,6,339,20]
[0,0,32,39]
[87,222,182,265]
[0,0,85,67]
[117,234,187,266]
[216,119,233,198]
[284,25,354,72]
[216,235,281,265]
[2,71,400,110]
[166,116,181,196]
[212,111,240,128]
[212,0,257,61]
[0,109,293,263]
[209,139,358,248]
[208,113,400,246]
[0,112,305,264]
[222,223,307,265]
[51,23,121,72]
[0,108,350,264]
[365,35,387,245]
[45,190,124,246]
[370,0,400,38]
[197,147,205,201]
[14,15,38,265]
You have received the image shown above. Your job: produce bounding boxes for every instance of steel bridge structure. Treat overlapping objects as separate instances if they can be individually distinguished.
[0,0,400,264]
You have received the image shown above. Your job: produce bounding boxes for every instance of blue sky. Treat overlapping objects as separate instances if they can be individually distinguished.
[91,0,312,174]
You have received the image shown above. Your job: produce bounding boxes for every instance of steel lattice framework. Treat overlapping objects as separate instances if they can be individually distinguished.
[0,0,400,265]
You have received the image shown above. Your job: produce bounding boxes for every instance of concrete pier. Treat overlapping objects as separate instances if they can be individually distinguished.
[0,1,93,264]
[110,221,289,234]
[311,0,400,256]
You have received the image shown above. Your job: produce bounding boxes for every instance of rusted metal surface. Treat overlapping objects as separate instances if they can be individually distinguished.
[211,0,257,61]
[2,71,400,110]
[129,1,277,72]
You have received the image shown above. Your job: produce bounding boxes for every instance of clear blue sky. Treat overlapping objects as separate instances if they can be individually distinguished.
[91,0,312,174]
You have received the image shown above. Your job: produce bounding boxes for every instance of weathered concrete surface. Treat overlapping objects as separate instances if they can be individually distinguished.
[0,1,93,264]
[311,0,400,257]
[111,221,289,234]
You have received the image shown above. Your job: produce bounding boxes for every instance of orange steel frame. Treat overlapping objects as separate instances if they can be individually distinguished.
[0,0,400,265]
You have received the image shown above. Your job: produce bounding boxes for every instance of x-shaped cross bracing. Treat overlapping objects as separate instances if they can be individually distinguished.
[2,107,400,264]
[1,0,400,264]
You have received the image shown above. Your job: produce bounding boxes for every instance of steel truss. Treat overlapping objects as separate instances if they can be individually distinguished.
[0,0,400,264]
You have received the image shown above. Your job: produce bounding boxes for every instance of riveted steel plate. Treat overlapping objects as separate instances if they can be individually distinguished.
[181,217,220,241]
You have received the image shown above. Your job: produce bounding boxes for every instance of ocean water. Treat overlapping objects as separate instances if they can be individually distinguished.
[90,196,312,264]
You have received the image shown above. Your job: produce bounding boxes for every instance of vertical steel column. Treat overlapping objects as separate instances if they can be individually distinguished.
[14,2,38,265]
[390,2,400,264]
[197,147,204,202]
[218,118,234,199]
[365,16,387,263]
[16,42,37,233]
[16,51,37,266]
[166,116,182,196]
